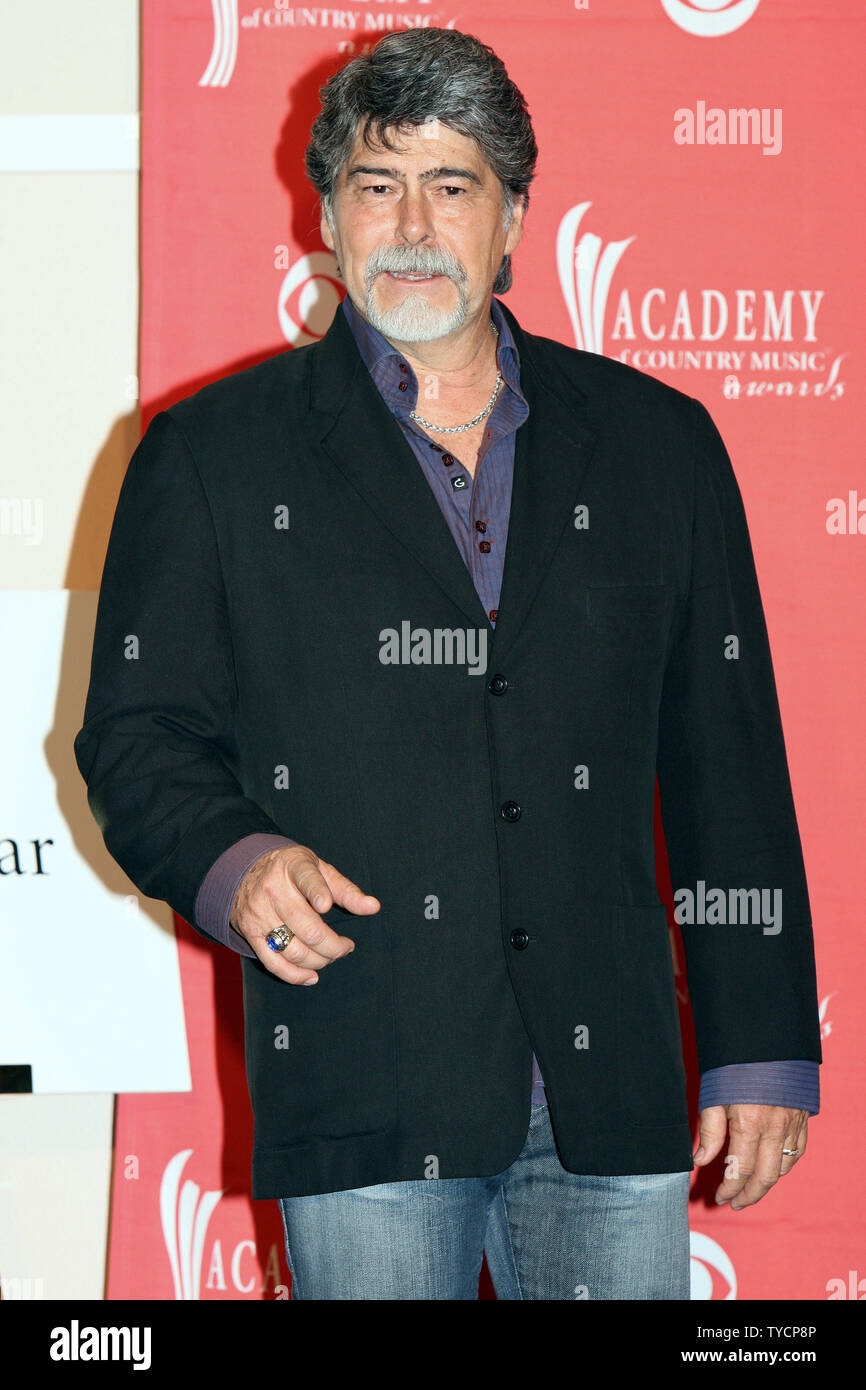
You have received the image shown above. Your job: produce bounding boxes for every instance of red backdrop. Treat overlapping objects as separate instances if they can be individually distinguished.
[106,0,865,1300]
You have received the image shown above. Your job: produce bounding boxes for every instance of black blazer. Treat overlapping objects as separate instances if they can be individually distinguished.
[74,299,822,1199]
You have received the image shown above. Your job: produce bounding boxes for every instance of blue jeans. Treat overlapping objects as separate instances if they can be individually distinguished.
[278,1102,691,1299]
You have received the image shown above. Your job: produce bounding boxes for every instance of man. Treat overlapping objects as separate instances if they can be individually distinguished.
[74,28,821,1300]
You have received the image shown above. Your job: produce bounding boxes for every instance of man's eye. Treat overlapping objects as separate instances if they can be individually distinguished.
[361,184,466,197]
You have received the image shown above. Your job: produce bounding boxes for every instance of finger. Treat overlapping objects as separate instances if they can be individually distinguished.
[271,920,354,972]
[311,859,382,916]
[714,1126,761,1206]
[264,884,358,964]
[729,1131,786,1209]
[694,1106,727,1164]
[236,899,334,983]
[256,858,360,963]
[780,1113,809,1177]
[247,924,326,985]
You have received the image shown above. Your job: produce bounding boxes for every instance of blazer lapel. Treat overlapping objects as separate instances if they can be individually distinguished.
[307,298,600,653]
[310,304,491,630]
[490,302,599,665]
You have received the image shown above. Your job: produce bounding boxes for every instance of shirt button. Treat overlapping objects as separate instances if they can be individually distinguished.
[500,801,521,822]
[399,363,408,373]
[510,928,530,951]
[489,608,498,622]
[398,381,408,392]
[479,540,491,553]
[488,674,508,695]
[475,520,487,533]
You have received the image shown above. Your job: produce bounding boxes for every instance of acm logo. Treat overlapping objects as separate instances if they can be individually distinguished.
[661,0,761,37]
[690,1231,737,1299]
[160,1150,285,1299]
[277,251,344,346]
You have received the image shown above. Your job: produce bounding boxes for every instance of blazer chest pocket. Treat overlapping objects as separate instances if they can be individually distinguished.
[586,583,671,657]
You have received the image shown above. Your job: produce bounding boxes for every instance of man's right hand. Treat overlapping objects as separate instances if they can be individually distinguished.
[229,844,380,985]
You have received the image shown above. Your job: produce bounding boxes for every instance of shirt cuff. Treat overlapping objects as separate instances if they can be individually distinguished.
[699,1060,819,1115]
[193,832,298,956]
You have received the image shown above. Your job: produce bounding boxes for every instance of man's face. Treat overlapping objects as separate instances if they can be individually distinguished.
[320,119,525,342]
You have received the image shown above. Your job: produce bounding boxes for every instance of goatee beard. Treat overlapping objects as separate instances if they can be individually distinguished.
[364,278,468,342]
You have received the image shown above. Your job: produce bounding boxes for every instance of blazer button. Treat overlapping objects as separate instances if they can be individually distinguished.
[500,800,521,821]
[510,928,530,950]
[488,674,508,696]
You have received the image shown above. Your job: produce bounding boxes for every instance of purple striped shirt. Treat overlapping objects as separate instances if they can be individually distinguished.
[193,290,819,1119]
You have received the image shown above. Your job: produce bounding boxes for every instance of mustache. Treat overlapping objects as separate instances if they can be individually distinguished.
[365,245,467,285]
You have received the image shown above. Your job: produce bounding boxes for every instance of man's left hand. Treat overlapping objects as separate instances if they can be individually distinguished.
[693,1105,809,1210]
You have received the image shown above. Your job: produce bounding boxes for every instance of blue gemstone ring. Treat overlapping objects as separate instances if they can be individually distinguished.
[266,925,294,953]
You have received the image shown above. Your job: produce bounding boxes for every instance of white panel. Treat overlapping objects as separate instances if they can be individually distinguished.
[0,591,192,1093]
[0,1095,114,1299]
[0,1,139,115]
[0,114,139,171]
[0,172,139,590]
[0,0,142,1309]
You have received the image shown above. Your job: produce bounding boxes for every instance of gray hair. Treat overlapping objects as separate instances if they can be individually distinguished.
[305,28,537,293]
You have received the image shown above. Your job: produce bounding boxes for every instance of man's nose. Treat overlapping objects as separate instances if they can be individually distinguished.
[395,185,436,245]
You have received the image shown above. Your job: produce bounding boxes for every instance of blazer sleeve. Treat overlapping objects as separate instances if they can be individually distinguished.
[656,397,822,1075]
[73,409,287,935]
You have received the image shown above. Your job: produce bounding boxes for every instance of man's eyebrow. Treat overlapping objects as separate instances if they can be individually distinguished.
[344,165,483,186]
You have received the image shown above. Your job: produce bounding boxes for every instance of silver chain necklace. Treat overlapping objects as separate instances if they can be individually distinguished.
[409,322,502,435]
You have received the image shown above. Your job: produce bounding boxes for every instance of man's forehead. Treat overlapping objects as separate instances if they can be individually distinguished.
[341,118,487,172]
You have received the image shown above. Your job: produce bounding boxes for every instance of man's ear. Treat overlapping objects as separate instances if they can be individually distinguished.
[320,201,334,251]
[504,193,526,258]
